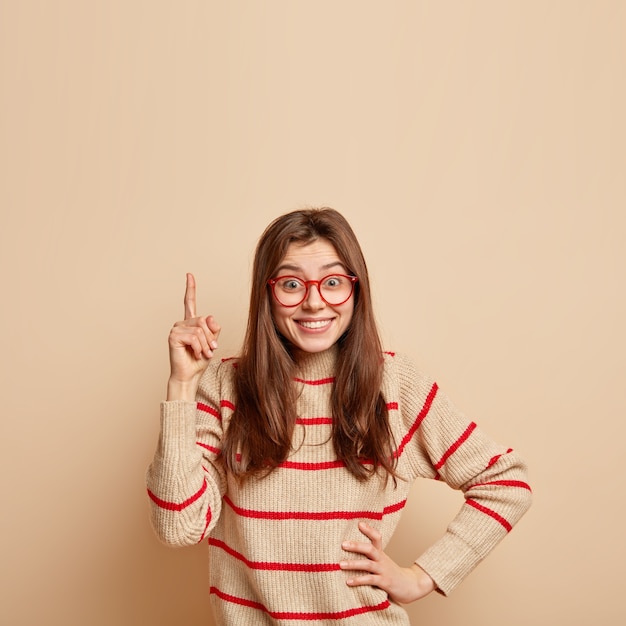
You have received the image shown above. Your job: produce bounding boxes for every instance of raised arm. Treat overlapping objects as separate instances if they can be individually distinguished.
[146,274,227,546]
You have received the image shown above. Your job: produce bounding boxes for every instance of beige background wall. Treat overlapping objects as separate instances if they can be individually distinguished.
[1,1,624,624]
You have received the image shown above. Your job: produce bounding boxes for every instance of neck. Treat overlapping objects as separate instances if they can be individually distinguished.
[291,343,339,375]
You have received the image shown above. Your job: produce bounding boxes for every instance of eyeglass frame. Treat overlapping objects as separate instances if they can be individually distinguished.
[267,274,359,308]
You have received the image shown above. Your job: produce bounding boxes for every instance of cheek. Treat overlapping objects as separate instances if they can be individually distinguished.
[339,302,355,327]
[270,302,290,331]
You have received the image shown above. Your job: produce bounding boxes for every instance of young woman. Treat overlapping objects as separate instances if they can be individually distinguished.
[146,208,532,625]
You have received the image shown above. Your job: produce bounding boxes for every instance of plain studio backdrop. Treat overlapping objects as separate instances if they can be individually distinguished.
[1,1,624,625]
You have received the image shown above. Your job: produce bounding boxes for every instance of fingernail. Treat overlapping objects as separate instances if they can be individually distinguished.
[210,341,218,350]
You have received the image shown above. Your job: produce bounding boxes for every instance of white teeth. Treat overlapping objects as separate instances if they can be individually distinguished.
[298,319,331,329]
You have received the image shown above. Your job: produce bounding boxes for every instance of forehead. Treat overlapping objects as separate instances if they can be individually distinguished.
[278,239,344,271]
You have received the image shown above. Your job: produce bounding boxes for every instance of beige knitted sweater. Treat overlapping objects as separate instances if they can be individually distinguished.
[146,348,532,625]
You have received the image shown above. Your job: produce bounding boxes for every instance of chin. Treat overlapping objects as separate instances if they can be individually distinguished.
[291,337,337,355]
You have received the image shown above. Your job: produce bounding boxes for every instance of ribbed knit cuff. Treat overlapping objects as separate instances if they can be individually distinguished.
[415,532,483,596]
[159,401,198,459]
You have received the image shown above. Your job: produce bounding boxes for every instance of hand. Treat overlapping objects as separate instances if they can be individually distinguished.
[339,522,435,604]
[167,273,221,401]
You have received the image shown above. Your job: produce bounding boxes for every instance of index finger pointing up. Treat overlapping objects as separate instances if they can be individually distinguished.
[184,272,197,319]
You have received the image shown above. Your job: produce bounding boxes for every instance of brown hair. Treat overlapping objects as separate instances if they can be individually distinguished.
[222,208,396,481]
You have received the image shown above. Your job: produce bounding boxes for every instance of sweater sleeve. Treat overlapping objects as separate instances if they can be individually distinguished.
[145,359,229,546]
[393,353,533,595]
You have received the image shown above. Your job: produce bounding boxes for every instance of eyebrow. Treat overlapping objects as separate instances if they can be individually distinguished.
[275,261,347,274]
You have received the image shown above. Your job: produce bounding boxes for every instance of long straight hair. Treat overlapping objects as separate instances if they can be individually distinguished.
[222,208,396,482]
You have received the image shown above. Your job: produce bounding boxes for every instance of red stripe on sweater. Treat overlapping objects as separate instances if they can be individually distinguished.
[197,403,221,419]
[294,376,335,386]
[394,383,438,458]
[199,507,213,542]
[466,498,512,532]
[297,405,397,425]
[468,480,532,491]
[196,441,220,455]
[434,422,477,470]
[296,416,333,425]
[209,538,339,572]
[209,586,390,620]
[279,459,348,470]
[223,495,407,521]
[147,479,207,512]
[487,449,514,468]
[220,399,236,411]
[260,456,380,472]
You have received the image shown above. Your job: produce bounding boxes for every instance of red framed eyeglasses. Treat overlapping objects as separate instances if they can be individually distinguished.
[268,274,358,307]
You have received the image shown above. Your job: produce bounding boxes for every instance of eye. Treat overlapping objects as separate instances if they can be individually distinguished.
[279,277,304,291]
[323,275,344,289]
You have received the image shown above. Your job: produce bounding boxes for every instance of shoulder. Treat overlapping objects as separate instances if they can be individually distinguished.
[380,350,440,416]
[381,350,435,390]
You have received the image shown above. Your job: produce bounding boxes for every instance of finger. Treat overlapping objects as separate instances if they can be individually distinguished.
[184,273,197,320]
[197,317,219,354]
[342,540,378,560]
[205,315,221,348]
[358,522,383,550]
[189,325,213,359]
[171,317,216,358]
[170,326,212,360]
[186,334,207,361]
[359,522,383,550]
[339,558,379,574]
[344,571,381,587]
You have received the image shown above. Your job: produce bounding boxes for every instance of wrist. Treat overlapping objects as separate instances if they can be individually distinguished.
[166,377,200,402]
[410,564,436,596]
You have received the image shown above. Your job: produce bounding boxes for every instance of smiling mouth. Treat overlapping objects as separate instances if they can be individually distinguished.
[297,319,332,330]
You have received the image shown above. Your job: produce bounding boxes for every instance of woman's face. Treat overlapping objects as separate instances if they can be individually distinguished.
[270,238,355,357]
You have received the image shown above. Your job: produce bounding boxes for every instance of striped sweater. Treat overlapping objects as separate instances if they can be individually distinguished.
[146,348,532,625]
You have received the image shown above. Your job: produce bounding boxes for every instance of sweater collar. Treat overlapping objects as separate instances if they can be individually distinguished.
[293,344,339,379]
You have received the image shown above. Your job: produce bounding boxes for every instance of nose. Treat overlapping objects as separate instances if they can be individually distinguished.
[302,283,326,310]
